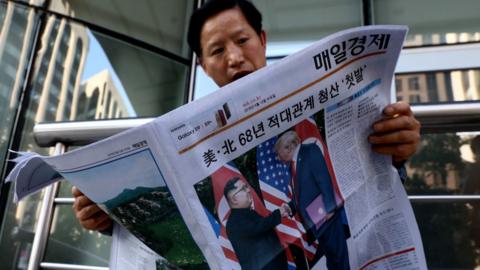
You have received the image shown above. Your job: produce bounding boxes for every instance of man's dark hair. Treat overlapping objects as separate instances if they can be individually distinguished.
[187,0,263,57]
[223,176,241,201]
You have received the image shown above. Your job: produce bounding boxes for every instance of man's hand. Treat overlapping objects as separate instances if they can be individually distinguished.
[368,102,421,164]
[279,203,292,218]
[72,186,113,231]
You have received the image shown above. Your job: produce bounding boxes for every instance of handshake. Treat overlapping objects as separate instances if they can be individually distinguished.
[279,203,292,218]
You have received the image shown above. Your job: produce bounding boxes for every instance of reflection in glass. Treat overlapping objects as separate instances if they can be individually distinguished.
[43,205,111,266]
[47,0,194,58]
[2,1,193,267]
[0,191,44,270]
[0,3,41,269]
[374,0,480,46]
[396,69,480,104]
[405,132,480,195]
[0,1,38,176]
[256,0,362,43]
[21,15,90,152]
[412,201,480,268]
[463,135,480,194]
[57,180,74,198]
[1,3,136,268]
[92,31,188,117]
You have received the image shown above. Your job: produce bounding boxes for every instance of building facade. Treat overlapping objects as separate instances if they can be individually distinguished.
[76,70,131,121]
[0,0,479,269]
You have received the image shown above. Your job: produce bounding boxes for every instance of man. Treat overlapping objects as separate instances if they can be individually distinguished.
[73,0,420,253]
[224,177,290,269]
[275,130,349,269]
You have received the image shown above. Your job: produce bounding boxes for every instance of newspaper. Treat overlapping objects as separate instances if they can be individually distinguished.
[110,224,175,270]
[6,25,427,270]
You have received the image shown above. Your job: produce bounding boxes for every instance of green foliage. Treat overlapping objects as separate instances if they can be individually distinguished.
[412,201,478,268]
[149,215,208,269]
[407,134,479,267]
[409,133,465,185]
[109,187,208,269]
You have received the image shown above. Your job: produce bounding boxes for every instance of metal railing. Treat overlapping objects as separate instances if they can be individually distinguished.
[27,143,65,270]
[39,262,108,270]
[33,103,480,147]
[28,102,480,270]
[412,102,480,132]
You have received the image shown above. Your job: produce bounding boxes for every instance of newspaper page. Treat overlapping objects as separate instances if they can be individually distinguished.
[6,25,426,270]
[110,223,177,270]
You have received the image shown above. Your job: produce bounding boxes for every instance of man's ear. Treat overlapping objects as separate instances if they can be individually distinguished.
[229,195,238,207]
[198,57,210,76]
[260,30,267,49]
[197,57,205,69]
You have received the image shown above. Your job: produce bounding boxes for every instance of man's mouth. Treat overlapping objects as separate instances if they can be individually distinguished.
[232,71,251,81]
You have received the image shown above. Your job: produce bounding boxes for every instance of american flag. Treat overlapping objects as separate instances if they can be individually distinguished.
[256,118,343,262]
[257,138,317,261]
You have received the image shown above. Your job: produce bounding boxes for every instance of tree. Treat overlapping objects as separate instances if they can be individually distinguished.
[409,133,465,188]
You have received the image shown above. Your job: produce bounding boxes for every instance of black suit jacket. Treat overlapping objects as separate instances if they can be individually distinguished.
[291,143,337,239]
[226,208,288,270]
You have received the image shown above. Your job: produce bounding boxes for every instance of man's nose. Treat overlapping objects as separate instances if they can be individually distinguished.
[226,45,244,67]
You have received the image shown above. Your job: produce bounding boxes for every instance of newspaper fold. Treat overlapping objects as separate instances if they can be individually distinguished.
[6,25,427,270]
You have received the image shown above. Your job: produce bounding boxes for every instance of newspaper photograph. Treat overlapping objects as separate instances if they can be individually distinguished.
[6,25,427,270]
[110,224,180,270]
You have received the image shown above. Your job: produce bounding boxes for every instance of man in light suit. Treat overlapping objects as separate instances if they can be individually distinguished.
[275,130,349,270]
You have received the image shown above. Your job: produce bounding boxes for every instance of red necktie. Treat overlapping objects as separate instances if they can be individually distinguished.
[289,161,300,208]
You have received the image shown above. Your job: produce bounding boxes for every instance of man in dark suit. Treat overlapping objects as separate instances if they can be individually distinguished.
[224,177,291,270]
[275,130,350,270]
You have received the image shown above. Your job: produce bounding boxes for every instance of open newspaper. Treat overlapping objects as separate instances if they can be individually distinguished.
[7,25,427,270]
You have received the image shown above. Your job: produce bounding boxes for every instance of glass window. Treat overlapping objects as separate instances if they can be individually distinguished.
[395,68,480,104]
[91,30,189,117]
[0,3,5,26]
[425,73,438,102]
[409,94,420,103]
[104,90,111,117]
[57,180,74,198]
[0,191,45,270]
[405,132,480,195]
[373,0,480,46]
[1,2,192,267]
[76,92,88,120]
[412,201,480,267]
[395,78,403,92]
[255,0,362,44]
[87,87,100,119]
[47,0,195,58]
[408,77,420,90]
[0,8,41,268]
[43,205,111,266]
[0,1,37,176]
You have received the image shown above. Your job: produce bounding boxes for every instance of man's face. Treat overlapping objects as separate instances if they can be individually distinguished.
[199,7,267,87]
[228,180,252,209]
[276,142,295,163]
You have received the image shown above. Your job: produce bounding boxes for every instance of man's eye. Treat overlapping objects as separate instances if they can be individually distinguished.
[238,38,248,44]
[211,48,223,56]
